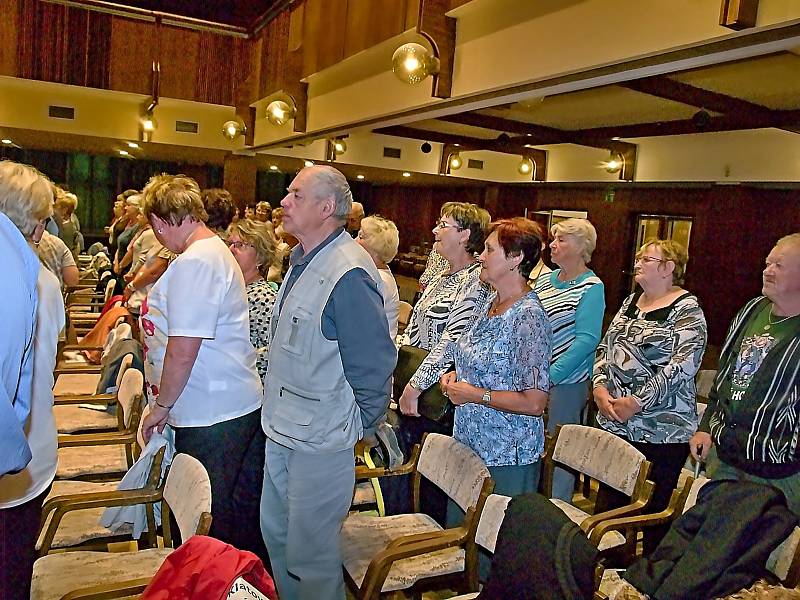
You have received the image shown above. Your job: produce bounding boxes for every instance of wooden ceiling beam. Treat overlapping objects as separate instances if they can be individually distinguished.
[437,112,567,144]
[374,125,548,158]
[618,75,774,119]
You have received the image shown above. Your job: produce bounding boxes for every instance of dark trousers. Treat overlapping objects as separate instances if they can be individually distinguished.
[174,409,269,568]
[599,439,689,554]
[0,484,51,600]
[383,411,453,525]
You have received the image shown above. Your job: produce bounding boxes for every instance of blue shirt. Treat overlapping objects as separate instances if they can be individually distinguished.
[430,290,552,466]
[282,228,396,436]
[0,213,39,475]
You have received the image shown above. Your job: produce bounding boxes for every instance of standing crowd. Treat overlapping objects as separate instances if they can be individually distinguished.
[1,157,799,600]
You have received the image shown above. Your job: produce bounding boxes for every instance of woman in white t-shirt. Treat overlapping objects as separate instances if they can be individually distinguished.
[138,174,266,562]
[356,215,401,339]
[0,266,64,600]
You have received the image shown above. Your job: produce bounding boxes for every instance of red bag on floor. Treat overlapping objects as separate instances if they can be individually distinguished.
[142,535,277,600]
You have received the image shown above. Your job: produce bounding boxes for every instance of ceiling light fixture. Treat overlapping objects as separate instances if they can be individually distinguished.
[127,141,140,149]
[141,111,157,142]
[266,99,296,126]
[1,138,12,145]
[269,165,279,171]
[448,153,463,171]
[604,151,625,173]
[333,138,347,155]
[356,174,365,180]
[402,172,412,178]
[222,119,247,141]
[517,156,534,176]
[304,160,314,168]
[118,149,129,156]
[391,0,442,86]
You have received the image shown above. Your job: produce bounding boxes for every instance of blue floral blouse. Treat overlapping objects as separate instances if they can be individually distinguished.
[427,290,552,466]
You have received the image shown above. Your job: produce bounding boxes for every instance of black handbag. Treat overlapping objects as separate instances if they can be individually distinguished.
[393,345,451,422]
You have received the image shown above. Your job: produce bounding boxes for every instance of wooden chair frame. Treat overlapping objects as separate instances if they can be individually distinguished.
[347,435,495,600]
[37,446,167,555]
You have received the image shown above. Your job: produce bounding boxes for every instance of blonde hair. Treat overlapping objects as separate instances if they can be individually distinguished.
[141,174,207,226]
[359,215,399,264]
[54,188,78,215]
[228,218,277,277]
[638,238,689,285]
[0,160,53,236]
[776,233,800,251]
[551,218,597,263]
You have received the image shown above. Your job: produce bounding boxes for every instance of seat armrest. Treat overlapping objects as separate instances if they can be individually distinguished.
[60,578,154,600]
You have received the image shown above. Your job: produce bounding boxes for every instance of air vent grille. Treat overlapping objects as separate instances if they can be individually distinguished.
[467,159,484,170]
[175,120,199,134]
[383,147,401,159]
[48,105,75,119]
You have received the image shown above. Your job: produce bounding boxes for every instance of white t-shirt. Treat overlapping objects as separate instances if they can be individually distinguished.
[140,236,262,427]
[378,267,400,340]
[0,267,64,507]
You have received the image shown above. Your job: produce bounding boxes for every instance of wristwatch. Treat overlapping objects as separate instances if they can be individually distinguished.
[126,282,136,292]
[481,389,492,406]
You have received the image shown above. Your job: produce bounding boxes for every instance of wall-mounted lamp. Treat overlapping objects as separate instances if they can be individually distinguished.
[517,156,535,178]
[140,112,157,143]
[333,138,347,155]
[448,152,463,171]
[392,41,440,84]
[222,119,247,141]
[266,99,296,126]
[604,152,625,173]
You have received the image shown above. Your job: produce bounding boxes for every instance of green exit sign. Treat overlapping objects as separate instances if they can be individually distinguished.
[604,188,615,203]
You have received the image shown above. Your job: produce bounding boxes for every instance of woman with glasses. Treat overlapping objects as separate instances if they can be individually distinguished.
[593,238,707,552]
[532,217,605,501]
[227,218,278,380]
[138,174,267,564]
[393,202,491,518]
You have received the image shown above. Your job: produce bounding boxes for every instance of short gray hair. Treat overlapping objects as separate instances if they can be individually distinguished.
[551,218,598,263]
[776,233,800,250]
[359,215,399,263]
[307,166,352,221]
[0,160,53,237]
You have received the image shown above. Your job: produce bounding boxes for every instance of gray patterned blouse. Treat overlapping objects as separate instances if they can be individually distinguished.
[592,291,708,444]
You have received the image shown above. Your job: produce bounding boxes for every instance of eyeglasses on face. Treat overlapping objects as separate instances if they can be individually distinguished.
[635,255,666,264]
[433,220,464,231]
[228,240,252,250]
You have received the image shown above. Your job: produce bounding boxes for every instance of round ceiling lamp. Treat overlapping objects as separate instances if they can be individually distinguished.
[391,42,440,85]
[604,152,624,173]
[517,157,534,176]
[449,153,463,171]
[266,99,296,126]
[222,119,246,141]
[333,138,347,155]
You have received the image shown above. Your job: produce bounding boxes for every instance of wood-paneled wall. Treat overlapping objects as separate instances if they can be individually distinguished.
[362,182,800,346]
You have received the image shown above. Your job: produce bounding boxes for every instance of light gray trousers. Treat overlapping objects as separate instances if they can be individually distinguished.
[260,439,355,600]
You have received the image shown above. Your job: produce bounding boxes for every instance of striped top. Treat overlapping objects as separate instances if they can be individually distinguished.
[403,262,491,390]
[533,269,605,385]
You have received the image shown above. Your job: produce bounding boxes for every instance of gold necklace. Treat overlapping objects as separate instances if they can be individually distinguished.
[764,305,797,331]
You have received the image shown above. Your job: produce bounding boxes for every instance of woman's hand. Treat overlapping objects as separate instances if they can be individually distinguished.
[608,395,641,423]
[593,386,619,421]
[441,376,480,406]
[399,384,421,417]
[141,404,170,444]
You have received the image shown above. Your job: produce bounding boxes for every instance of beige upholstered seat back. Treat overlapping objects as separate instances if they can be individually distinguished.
[114,352,136,390]
[118,368,143,428]
[163,453,212,541]
[417,433,492,513]
[683,475,710,513]
[475,494,511,553]
[552,424,646,497]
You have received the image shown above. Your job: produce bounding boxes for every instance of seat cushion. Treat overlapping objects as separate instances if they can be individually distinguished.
[550,499,626,552]
[599,569,645,600]
[47,480,120,501]
[56,445,129,479]
[38,505,133,551]
[53,405,116,433]
[352,481,377,506]
[53,373,101,396]
[341,513,465,592]
[31,548,172,600]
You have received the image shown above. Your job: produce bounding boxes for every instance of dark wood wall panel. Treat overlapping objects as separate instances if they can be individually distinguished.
[258,8,290,96]
[109,18,154,94]
[344,0,408,57]
[0,0,20,76]
[300,0,347,78]
[158,27,200,101]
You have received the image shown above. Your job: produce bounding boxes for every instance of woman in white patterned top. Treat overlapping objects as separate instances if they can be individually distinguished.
[593,238,707,552]
[227,218,278,381]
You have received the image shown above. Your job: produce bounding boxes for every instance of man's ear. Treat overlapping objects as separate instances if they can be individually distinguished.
[319,196,336,219]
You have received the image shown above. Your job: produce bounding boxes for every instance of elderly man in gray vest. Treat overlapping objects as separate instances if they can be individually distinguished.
[260,165,396,600]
